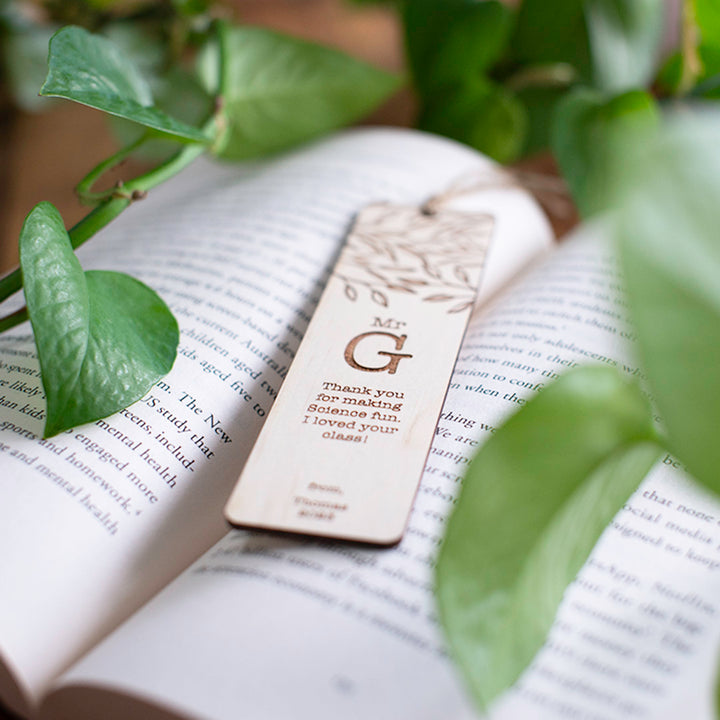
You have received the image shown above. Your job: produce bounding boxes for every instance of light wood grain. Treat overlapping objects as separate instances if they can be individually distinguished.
[225,204,493,544]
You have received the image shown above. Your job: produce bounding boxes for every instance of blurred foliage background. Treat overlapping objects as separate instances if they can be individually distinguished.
[0,0,411,272]
[0,0,690,271]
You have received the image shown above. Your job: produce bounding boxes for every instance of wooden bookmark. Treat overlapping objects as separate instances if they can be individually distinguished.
[225,203,494,545]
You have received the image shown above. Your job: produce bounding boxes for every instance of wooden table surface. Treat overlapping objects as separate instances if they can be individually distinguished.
[0,2,573,718]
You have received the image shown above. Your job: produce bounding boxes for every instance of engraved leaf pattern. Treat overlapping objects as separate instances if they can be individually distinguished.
[449,300,475,314]
[399,277,429,286]
[422,260,444,280]
[454,265,471,285]
[386,284,415,293]
[334,204,492,313]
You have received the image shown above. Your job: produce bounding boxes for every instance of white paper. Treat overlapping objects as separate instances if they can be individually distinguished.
[42,227,720,720]
[0,127,551,717]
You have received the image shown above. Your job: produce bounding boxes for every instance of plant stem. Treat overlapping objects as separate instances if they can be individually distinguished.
[0,307,28,334]
[70,133,209,247]
[0,119,213,313]
[207,19,231,154]
[68,196,133,250]
[216,19,232,97]
[0,138,207,300]
[75,134,150,206]
[678,0,703,96]
[0,19,227,324]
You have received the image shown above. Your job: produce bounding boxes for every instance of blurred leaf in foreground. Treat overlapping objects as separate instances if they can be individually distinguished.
[615,110,720,494]
[552,87,658,217]
[436,366,659,711]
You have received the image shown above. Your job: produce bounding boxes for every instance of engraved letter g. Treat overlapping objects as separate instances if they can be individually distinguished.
[344,332,413,374]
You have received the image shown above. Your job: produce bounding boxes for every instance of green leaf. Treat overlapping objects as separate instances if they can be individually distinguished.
[552,87,658,216]
[511,0,592,82]
[615,111,720,493]
[109,67,214,161]
[419,80,527,163]
[404,0,513,95]
[698,0,720,47]
[695,72,720,98]
[20,202,179,437]
[40,26,210,144]
[173,0,212,16]
[584,0,664,92]
[83,0,154,9]
[197,25,400,160]
[436,366,660,711]
[515,85,571,155]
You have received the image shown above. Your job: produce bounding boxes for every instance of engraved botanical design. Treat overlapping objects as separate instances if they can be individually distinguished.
[334,203,494,313]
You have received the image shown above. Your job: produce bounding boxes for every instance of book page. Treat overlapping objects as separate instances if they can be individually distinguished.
[0,128,552,717]
[41,225,720,720]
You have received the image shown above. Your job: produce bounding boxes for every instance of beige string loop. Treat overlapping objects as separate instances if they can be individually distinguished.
[421,167,574,222]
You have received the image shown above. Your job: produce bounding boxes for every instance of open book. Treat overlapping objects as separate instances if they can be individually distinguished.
[0,128,717,720]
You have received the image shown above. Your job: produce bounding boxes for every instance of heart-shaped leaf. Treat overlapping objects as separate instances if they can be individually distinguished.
[20,202,179,437]
[436,366,659,711]
[197,26,400,160]
[615,112,720,493]
[40,26,210,144]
